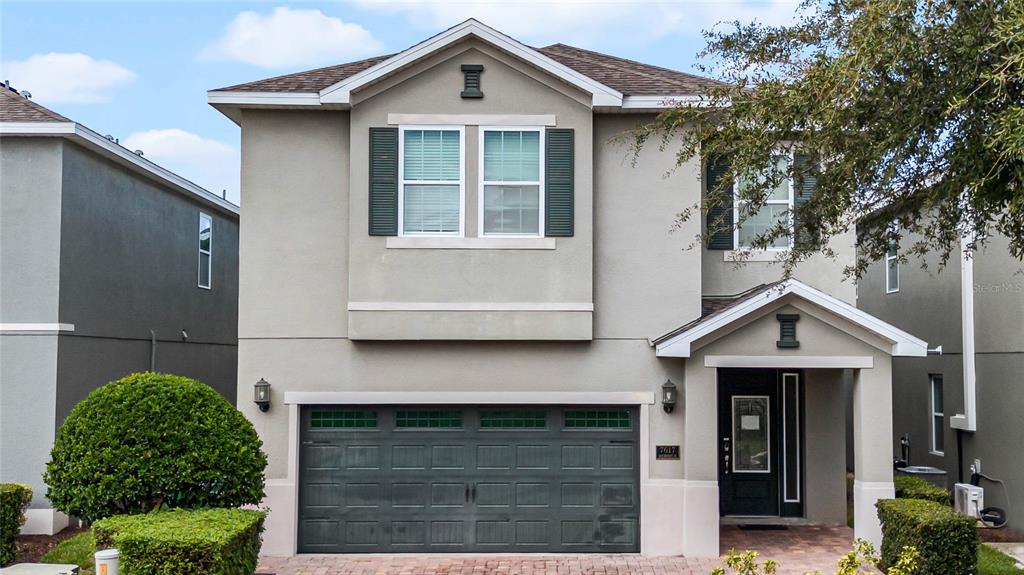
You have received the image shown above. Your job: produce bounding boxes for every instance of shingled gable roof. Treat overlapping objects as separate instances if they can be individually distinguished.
[0,87,238,215]
[0,86,71,122]
[651,279,928,358]
[209,19,723,117]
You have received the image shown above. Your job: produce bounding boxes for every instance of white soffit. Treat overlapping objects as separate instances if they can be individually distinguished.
[654,279,928,358]
[318,19,623,108]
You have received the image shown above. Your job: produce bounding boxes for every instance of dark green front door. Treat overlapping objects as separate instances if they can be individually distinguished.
[719,370,781,516]
[299,405,640,553]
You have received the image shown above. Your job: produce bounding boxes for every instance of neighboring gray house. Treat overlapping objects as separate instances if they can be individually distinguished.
[209,20,926,558]
[0,87,240,534]
[859,232,1024,531]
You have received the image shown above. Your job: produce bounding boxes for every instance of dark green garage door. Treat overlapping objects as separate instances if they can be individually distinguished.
[299,405,640,553]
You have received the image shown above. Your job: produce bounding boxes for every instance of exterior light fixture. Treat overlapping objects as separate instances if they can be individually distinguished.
[661,379,678,413]
[254,378,271,412]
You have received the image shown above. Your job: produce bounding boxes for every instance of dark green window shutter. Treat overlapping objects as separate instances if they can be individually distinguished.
[706,155,734,250]
[793,152,819,250]
[545,128,574,237]
[368,127,398,236]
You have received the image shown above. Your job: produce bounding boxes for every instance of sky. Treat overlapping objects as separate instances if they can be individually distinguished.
[1,1,800,205]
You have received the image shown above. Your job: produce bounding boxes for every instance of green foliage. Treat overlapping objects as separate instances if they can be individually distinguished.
[712,539,919,575]
[978,544,1024,575]
[895,475,951,505]
[631,0,1023,278]
[42,531,96,574]
[45,372,267,523]
[93,508,265,575]
[0,483,33,566]
[877,498,978,574]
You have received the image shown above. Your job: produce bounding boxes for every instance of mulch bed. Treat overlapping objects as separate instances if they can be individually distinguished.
[980,527,1024,543]
[14,526,88,565]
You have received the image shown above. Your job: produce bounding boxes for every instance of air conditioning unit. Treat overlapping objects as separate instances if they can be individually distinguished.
[954,483,984,518]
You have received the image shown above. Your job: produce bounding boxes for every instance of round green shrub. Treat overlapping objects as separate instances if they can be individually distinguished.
[45,372,267,523]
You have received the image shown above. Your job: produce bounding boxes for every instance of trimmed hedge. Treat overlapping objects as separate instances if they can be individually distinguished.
[1,483,33,566]
[94,508,265,575]
[877,498,978,574]
[895,475,951,505]
[45,372,267,522]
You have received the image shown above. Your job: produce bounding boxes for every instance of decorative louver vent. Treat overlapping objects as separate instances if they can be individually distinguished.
[461,64,484,98]
[776,313,800,348]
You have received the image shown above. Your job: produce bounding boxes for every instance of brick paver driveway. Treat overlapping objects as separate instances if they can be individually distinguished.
[257,526,862,575]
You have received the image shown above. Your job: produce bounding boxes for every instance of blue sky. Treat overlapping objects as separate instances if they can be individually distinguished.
[1,1,798,204]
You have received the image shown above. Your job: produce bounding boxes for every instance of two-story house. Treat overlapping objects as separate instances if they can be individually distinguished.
[209,20,926,557]
[859,232,1024,531]
[0,86,240,534]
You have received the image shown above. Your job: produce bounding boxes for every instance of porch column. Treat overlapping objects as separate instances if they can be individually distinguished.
[681,361,719,557]
[851,360,895,548]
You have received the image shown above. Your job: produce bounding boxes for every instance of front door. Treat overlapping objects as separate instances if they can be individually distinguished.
[718,369,781,516]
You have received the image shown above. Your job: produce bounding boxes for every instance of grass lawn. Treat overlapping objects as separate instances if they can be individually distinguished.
[980,544,1024,574]
[41,530,95,575]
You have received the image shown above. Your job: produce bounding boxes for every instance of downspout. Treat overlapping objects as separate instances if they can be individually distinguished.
[951,236,977,432]
[150,329,157,372]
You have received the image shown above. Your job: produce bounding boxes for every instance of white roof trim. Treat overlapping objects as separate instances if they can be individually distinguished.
[0,121,238,215]
[654,279,928,358]
[207,91,320,107]
[318,19,623,108]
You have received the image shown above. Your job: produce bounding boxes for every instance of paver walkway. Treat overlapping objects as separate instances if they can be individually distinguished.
[257,526,863,575]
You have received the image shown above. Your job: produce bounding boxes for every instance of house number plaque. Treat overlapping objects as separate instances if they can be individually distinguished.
[656,445,680,460]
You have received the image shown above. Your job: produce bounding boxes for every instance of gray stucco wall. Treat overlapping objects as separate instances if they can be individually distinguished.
[1,138,64,507]
[859,232,1024,530]
[55,141,239,411]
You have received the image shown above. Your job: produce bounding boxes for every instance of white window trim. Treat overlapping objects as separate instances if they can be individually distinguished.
[930,375,944,456]
[733,149,795,252]
[477,126,545,238]
[886,246,900,294]
[198,212,212,290]
[397,125,466,237]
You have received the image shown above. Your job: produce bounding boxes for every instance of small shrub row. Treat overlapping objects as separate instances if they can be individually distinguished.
[0,483,33,566]
[877,498,978,574]
[894,475,951,505]
[94,508,266,575]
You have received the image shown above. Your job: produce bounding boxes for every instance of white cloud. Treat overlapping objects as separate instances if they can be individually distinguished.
[353,0,800,48]
[122,129,240,204]
[0,53,135,104]
[201,6,383,68]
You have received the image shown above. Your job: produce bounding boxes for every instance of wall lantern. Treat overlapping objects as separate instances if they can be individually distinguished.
[254,378,271,412]
[661,379,678,413]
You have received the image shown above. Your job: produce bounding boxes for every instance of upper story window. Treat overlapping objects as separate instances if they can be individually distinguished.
[886,243,900,293]
[198,212,212,289]
[735,154,793,250]
[399,127,464,236]
[480,128,543,236]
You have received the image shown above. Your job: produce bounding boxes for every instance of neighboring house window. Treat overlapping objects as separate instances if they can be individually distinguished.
[735,154,793,250]
[886,243,900,293]
[480,127,543,236]
[930,374,944,455]
[399,126,464,236]
[198,213,212,289]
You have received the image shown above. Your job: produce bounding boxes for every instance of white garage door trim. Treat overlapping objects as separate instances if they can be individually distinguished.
[266,391,660,557]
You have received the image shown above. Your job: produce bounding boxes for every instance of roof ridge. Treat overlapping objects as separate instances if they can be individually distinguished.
[539,43,720,88]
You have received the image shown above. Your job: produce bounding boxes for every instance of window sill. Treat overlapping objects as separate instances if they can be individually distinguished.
[386,236,556,250]
[723,249,789,262]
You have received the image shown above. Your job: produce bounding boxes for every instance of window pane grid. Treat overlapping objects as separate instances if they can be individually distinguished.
[735,155,793,249]
[396,410,463,429]
[401,128,461,235]
[930,375,944,453]
[482,129,542,236]
[198,213,212,288]
[564,410,631,429]
[311,410,377,429]
[480,410,547,429]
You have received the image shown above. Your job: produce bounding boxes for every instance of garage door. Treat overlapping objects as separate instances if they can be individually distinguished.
[298,405,640,553]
